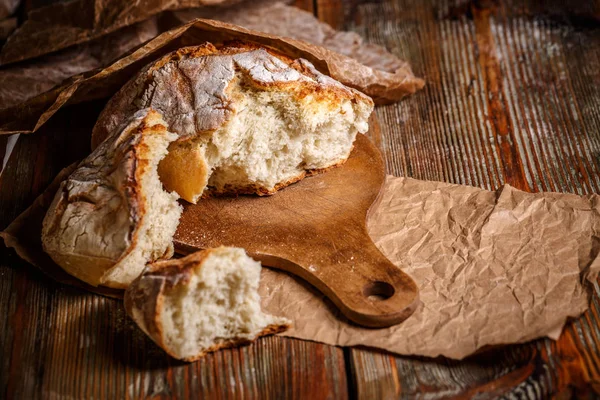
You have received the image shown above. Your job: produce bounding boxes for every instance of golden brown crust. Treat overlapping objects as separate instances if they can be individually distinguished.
[91,41,372,204]
[203,157,348,197]
[144,248,218,284]
[41,109,176,288]
[124,266,165,341]
[178,323,290,362]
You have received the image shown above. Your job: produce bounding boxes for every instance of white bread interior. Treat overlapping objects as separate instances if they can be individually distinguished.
[125,247,290,361]
[101,125,183,287]
[44,43,374,289]
[160,80,371,202]
[42,109,183,288]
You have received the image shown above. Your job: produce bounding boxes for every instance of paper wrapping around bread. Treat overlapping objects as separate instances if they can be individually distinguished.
[0,0,239,65]
[0,18,159,110]
[0,0,18,20]
[0,15,423,135]
[0,2,424,111]
[172,2,417,83]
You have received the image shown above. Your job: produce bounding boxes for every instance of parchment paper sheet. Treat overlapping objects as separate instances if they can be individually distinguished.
[0,17,16,40]
[0,2,423,111]
[0,18,159,109]
[3,172,599,359]
[1,1,596,360]
[172,2,415,78]
[0,0,19,20]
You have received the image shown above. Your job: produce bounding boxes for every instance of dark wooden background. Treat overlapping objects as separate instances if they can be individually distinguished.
[1,0,600,398]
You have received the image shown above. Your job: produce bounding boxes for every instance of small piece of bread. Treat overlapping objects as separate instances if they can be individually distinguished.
[41,109,183,288]
[124,247,290,361]
[92,42,374,203]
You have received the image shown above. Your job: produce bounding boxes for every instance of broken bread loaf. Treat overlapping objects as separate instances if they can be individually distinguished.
[124,247,290,361]
[42,43,374,289]
[92,42,374,203]
[41,109,183,289]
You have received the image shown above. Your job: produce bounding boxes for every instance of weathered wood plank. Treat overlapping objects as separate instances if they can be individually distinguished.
[0,267,350,399]
[293,0,314,14]
[315,0,345,29]
[331,0,600,398]
[29,289,348,399]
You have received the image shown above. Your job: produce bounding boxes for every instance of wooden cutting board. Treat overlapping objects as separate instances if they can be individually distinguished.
[174,133,419,328]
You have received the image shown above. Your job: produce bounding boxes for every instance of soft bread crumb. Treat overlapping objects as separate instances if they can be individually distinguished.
[159,83,371,203]
[101,123,182,287]
[47,43,374,290]
[125,247,290,361]
[41,109,183,288]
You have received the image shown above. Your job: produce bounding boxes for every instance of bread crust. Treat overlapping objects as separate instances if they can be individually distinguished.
[92,42,372,148]
[202,155,348,197]
[124,249,290,361]
[177,324,288,362]
[41,109,177,288]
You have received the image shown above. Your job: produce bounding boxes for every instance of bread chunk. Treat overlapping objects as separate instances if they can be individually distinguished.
[124,247,290,361]
[92,42,374,203]
[42,109,183,288]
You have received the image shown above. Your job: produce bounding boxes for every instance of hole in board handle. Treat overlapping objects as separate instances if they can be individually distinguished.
[363,281,395,301]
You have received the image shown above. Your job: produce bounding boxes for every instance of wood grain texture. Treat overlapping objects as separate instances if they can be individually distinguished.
[1,0,600,398]
[293,0,314,14]
[327,0,600,398]
[1,265,349,399]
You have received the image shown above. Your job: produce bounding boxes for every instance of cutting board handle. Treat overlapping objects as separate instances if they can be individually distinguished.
[253,226,419,328]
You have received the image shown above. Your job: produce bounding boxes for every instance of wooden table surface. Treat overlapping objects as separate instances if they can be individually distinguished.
[1,0,600,398]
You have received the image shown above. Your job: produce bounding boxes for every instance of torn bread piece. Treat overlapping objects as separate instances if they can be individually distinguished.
[92,42,374,203]
[124,247,290,361]
[41,109,183,289]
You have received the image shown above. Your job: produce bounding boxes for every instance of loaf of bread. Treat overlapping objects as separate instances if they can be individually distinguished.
[41,109,183,288]
[42,42,374,289]
[92,42,374,203]
[124,247,290,361]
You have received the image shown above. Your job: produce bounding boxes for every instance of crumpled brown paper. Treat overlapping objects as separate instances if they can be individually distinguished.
[0,18,158,109]
[0,2,423,111]
[0,17,16,40]
[258,176,600,359]
[0,11,423,134]
[0,0,19,20]
[0,0,238,65]
[3,172,599,359]
[0,163,124,299]
[173,2,417,78]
